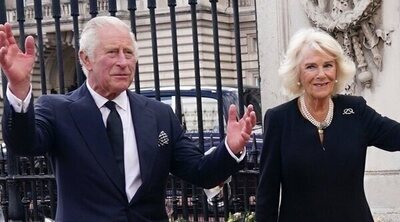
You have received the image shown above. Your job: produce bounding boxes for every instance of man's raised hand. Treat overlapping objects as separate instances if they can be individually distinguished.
[226,104,257,155]
[0,23,35,99]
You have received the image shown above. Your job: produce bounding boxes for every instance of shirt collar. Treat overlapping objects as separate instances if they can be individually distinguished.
[86,81,128,111]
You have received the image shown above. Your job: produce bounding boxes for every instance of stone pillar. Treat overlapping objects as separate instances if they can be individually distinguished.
[361,1,400,220]
[5,0,16,9]
[257,0,310,111]
[256,0,400,220]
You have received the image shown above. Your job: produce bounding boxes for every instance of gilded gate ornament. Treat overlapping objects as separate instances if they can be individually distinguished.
[300,0,393,92]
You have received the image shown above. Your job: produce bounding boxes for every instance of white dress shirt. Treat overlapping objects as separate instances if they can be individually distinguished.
[86,83,141,201]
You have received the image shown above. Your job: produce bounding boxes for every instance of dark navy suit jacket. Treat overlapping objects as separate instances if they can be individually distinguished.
[256,95,400,222]
[2,84,243,221]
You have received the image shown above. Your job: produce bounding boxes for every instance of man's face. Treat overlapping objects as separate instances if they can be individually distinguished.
[83,26,136,99]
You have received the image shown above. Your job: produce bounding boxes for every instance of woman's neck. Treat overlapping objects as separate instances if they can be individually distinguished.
[303,96,330,122]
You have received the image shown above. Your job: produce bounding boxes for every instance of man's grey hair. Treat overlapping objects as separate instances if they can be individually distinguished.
[78,16,138,76]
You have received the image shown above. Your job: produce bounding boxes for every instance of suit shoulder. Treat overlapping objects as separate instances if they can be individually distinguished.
[130,92,171,110]
[37,94,70,103]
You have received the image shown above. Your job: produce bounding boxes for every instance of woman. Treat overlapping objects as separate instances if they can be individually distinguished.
[255,28,400,222]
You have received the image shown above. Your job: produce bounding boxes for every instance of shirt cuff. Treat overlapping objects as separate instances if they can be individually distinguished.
[225,139,246,163]
[6,84,32,113]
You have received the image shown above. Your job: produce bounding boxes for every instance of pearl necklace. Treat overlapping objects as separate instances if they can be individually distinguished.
[299,95,334,136]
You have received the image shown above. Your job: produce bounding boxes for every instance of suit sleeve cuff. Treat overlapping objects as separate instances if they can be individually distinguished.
[6,84,32,113]
[224,139,246,163]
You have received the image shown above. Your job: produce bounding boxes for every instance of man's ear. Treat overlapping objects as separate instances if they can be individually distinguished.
[79,51,92,71]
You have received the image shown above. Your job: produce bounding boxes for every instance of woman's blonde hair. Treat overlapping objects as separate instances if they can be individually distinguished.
[278,28,356,97]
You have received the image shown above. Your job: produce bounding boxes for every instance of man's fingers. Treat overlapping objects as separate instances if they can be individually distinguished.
[0,46,9,68]
[241,131,251,141]
[245,116,253,133]
[0,31,7,48]
[5,23,16,45]
[250,110,257,126]
[242,104,251,118]
[228,104,238,122]
[25,36,35,56]
[244,105,256,126]
[247,104,254,113]
[0,24,5,41]
[243,104,255,123]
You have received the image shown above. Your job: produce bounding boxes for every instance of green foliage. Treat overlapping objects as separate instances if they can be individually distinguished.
[227,212,255,222]
[171,212,256,222]
[172,219,187,222]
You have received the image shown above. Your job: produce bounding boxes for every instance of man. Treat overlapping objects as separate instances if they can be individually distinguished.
[0,16,256,221]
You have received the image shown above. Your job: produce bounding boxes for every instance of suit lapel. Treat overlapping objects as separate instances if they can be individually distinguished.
[68,85,126,196]
[128,93,158,195]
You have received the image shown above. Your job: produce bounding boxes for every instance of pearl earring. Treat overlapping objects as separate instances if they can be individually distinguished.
[335,80,338,83]
[297,82,301,86]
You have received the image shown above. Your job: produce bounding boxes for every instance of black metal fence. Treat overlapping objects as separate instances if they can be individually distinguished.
[0,0,260,221]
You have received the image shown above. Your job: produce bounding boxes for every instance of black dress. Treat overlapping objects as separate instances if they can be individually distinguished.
[256,95,400,222]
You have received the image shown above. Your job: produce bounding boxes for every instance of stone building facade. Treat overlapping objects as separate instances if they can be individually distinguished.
[2,0,259,96]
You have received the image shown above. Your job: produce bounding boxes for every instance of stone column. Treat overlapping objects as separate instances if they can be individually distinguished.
[256,0,310,111]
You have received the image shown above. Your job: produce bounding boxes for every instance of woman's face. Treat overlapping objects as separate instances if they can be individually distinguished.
[299,47,337,101]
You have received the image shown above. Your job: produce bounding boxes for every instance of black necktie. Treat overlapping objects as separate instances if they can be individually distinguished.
[105,101,125,176]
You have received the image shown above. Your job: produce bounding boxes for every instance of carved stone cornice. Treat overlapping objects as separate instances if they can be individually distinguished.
[301,0,393,92]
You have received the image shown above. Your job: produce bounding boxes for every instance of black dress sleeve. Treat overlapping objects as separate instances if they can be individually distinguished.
[358,97,400,151]
[256,108,282,222]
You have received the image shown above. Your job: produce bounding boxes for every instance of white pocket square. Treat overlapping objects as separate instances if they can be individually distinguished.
[157,131,169,147]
